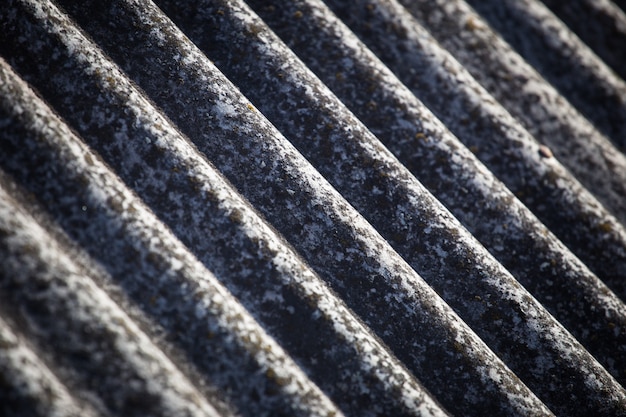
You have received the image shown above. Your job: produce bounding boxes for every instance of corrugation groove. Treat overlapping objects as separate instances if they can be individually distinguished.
[0,0,624,416]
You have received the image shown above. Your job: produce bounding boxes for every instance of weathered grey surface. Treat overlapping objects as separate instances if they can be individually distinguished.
[47,0,626,416]
[466,0,626,150]
[0,179,225,417]
[155,0,626,395]
[0,27,455,417]
[0,1,553,416]
[0,59,348,417]
[394,0,626,228]
[0,313,101,417]
[541,0,626,81]
[35,0,626,415]
[281,0,626,301]
[1,0,625,415]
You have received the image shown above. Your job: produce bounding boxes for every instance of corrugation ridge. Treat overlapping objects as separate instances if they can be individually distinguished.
[395,0,626,228]
[164,0,626,397]
[0,175,224,417]
[0,0,557,416]
[305,0,626,300]
[0,49,455,417]
[0,58,344,417]
[0,2,472,414]
[0,313,102,417]
[41,0,626,415]
[540,0,626,82]
[210,0,626,387]
[466,0,626,151]
[0,0,625,416]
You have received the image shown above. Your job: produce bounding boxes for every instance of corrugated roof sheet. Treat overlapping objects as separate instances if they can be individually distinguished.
[1,0,625,416]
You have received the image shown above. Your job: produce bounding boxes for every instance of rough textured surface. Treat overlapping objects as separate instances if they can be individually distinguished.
[541,0,626,81]
[0,313,100,417]
[395,0,626,227]
[467,0,626,150]
[0,58,344,417]
[0,179,225,417]
[42,0,626,415]
[286,0,626,302]
[0,31,453,417]
[1,0,625,416]
[222,0,626,390]
[0,1,550,416]
[155,0,626,398]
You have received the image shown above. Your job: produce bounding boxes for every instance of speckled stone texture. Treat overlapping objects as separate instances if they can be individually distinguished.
[224,0,626,390]
[0,60,344,417]
[0,179,225,417]
[0,1,553,416]
[1,0,626,416]
[394,0,626,229]
[280,0,626,301]
[0,313,99,417]
[38,0,626,415]
[541,0,626,81]
[466,0,626,151]
[0,27,448,417]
